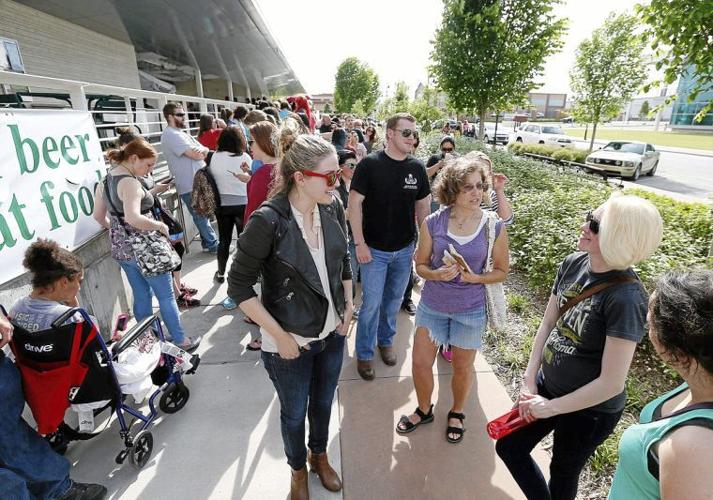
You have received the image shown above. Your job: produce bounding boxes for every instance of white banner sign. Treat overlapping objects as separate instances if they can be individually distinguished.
[0,109,106,285]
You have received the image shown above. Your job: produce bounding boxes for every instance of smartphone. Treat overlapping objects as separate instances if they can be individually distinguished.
[227,170,237,175]
[161,176,175,184]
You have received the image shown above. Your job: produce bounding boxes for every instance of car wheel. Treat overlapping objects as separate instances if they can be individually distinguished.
[516,137,523,142]
[630,164,642,181]
[646,161,658,176]
[538,140,545,144]
[483,135,489,144]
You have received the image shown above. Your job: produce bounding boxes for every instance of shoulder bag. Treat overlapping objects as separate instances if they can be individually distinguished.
[484,211,507,332]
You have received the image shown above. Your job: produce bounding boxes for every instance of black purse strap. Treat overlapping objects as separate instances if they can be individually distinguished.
[103,177,126,225]
[557,276,638,321]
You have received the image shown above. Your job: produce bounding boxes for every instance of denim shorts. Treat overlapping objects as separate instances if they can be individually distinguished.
[414,301,486,350]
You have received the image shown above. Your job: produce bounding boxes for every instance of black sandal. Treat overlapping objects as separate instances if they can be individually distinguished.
[396,404,434,434]
[446,411,466,444]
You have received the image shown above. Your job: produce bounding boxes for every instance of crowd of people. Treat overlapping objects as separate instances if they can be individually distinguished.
[1,97,712,500]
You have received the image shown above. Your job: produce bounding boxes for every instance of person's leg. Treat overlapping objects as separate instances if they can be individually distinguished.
[376,243,414,349]
[548,409,622,500]
[180,192,218,250]
[215,207,235,275]
[403,327,439,428]
[355,248,390,361]
[0,356,72,499]
[261,350,313,470]
[118,259,153,321]
[448,346,477,440]
[495,416,558,500]
[307,333,346,454]
[145,271,187,345]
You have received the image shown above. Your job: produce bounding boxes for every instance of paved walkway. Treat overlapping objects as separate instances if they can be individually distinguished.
[67,246,548,499]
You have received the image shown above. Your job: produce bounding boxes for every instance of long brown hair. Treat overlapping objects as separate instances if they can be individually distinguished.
[105,138,157,164]
[250,121,278,158]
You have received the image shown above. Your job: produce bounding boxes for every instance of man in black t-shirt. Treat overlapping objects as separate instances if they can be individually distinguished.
[349,112,431,380]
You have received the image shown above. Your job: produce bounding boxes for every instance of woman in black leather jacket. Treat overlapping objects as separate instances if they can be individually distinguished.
[227,117,353,500]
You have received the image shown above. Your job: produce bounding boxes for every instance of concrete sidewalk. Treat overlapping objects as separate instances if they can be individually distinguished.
[67,246,548,499]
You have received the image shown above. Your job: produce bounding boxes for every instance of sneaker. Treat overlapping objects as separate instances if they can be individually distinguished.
[440,345,453,363]
[401,300,416,316]
[58,481,107,500]
[177,336,202,352]
[180,283,198,295]
[205,245,219,255]
[214,272,225,284]
[177,293,201,309]
[222,297,237,310]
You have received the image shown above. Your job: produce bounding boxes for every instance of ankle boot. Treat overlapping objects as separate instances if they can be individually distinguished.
[290,466,309,500]
[308,451,343,492]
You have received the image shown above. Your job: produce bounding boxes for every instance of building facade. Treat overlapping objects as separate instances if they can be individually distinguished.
[670,66,713,131]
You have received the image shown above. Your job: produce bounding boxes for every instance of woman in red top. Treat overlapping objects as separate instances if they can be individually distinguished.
[244,121,278,224]
[197,114,222,151]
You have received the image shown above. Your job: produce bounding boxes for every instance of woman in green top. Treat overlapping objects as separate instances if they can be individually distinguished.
[609,270,713,500]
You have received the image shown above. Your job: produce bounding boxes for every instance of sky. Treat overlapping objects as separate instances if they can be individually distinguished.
[256,0,660,99]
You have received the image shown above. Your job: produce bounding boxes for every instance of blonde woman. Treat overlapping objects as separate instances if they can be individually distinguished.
[496,194,664,500]
[395,153,509,443]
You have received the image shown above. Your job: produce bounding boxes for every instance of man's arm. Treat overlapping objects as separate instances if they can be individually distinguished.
[347,190,372,264]
[415,195,431,228]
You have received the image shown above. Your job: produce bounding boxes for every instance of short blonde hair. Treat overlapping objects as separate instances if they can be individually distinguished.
[433,151,491,206]
[599,194,663,270]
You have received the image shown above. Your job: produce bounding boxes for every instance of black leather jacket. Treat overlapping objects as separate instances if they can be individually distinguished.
[227,194,352,338]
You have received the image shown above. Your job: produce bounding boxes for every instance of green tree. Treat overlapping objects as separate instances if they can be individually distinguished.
[636,0,713,122]
[374,81,412,121]
[333,57,380,114]
[639,100,650,120]
[408,86,446,133]
[351,98,366,117]
[430,0,567,139]
[323,103,332,114]
[570,13,647,151]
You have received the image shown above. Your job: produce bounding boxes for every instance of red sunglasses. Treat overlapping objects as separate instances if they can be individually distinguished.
[300,169,340,186]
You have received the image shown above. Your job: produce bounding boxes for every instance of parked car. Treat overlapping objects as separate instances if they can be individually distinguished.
[510,123,574,147]
[561,116,574,124]
[479,122,510,145]
[585,141,659,180]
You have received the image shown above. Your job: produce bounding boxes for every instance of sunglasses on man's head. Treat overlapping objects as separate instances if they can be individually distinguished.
[461,181,489,193]
[301,169,340,186]
[394,128,416,138]
[586,211,600,234]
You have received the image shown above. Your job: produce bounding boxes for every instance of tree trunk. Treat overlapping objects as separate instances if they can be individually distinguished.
[478,108,486,141]
[493,112,500,151]
[584,123,588,141]
[589,122,598,152]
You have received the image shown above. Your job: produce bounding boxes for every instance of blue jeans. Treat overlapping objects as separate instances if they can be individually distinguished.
[0,354,72,500]
[179,192,218,250]
[261,332,346,470]
[355,243,414,361]
[118,259,186,344]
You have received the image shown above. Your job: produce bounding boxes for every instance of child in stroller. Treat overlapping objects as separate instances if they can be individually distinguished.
[7,239,200,470]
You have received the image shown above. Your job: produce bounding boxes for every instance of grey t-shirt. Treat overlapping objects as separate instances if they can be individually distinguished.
[160,126,205,195]
[10,296,78,332]
[540,252,647,413]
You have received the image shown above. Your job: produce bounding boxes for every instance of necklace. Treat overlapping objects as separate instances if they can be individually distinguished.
[451,209,482,231]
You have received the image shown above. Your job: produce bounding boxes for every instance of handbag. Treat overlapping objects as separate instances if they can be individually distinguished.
[152,199,184,243]
[484,211,507,331]
[103,178,181,277]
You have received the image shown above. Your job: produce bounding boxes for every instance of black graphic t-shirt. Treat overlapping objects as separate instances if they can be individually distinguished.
[541,252,647,413]
[350,150,430,251]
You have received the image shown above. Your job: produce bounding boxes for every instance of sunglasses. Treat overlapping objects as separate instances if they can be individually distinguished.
[394,128,416,138]
[461,181,489,193]
[344,161,358,169]
[173,113,186,117]
[301,169,340,186]
[441,147,454,153]
[586,211,600,234]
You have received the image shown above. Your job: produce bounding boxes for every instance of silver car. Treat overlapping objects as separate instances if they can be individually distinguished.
[480,123,510,145]
[585,141,660,181]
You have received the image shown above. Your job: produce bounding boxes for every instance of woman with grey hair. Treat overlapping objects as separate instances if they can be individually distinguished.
[227,123,353,500]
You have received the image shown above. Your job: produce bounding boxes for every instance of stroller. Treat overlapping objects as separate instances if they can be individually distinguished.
[7,307,200,470]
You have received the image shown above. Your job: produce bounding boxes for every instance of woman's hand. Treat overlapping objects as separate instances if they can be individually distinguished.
[240,161,251,173]
[336,303,354,336]
[434,264,460,282]
[151,183,170,195]
[275,334,301,360]
[157,222,170,238]
[492,173,509,191]
[460,270,482,283]
[0,315,14,349]
[519,394,558,421]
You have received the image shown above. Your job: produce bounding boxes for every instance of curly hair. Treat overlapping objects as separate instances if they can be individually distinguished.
[23,239,83,288]
[651,270,713,376]
[432,151,491,206]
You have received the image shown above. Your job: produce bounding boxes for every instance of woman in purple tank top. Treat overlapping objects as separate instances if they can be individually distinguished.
[395,152,509,443]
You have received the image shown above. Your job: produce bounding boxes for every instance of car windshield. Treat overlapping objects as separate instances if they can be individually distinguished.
[602,142,644,154]
[541,126,564,134]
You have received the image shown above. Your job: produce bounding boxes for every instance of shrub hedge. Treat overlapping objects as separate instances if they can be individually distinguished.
[420,134,713,293]
[507,141,590,164]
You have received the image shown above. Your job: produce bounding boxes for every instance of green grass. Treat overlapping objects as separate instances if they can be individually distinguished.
[564,128,713,151]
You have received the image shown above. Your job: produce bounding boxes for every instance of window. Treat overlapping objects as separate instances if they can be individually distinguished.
[0,38,25,73]
[646,144,655,152]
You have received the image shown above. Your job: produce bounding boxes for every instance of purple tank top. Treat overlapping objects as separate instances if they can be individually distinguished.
[421,207,502,313]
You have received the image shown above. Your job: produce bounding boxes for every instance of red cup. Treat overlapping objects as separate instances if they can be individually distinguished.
[487,408,533,440]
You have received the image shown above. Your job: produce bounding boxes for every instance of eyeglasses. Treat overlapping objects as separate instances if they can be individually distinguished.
[441,147,454,153]
[301,169,340,186]
[173,113,186,117]
[586,211,600,234]
[344,162,358,169]
[394,128,416,138]
[461,181,489,193]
